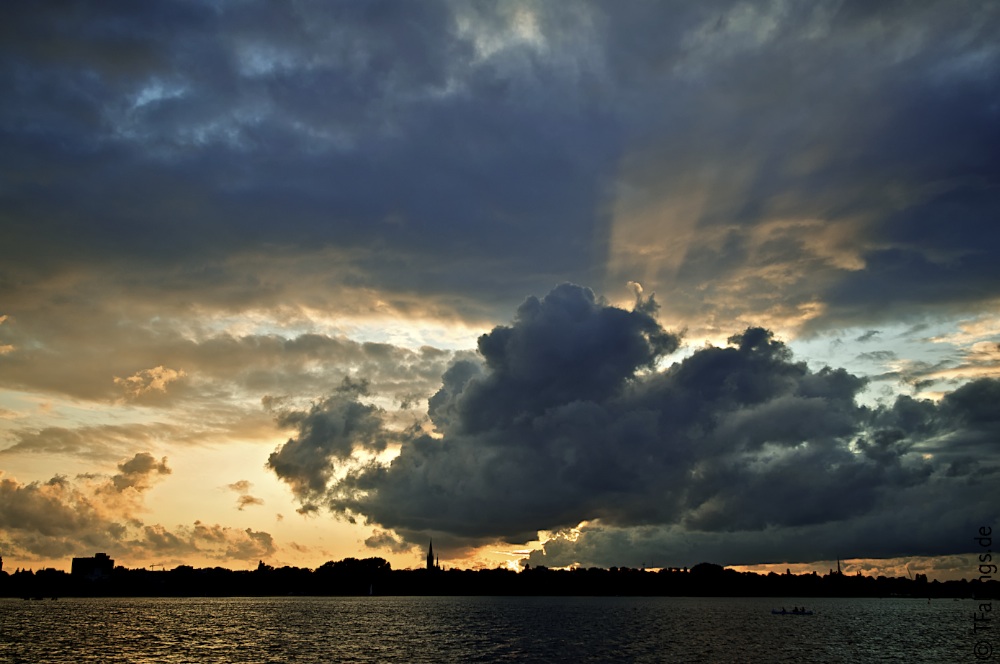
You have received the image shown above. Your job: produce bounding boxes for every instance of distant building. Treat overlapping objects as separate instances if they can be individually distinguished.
[426,540,440,571]
[71,552,114,580]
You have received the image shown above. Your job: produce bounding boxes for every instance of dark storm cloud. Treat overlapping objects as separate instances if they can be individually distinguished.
[438,283,678,434]
[602,1,1000,330]
[266,378,403,499]
[2,1,998,337]
[0,0,612,314]
[271,284,679,540]
[268,284,998,562]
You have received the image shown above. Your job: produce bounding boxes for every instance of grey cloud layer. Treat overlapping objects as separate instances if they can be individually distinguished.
[0,302,455,403]
[605,1,1000,329]
[2,2,998,331]
[269,285,999,563]
[0,0,610,311]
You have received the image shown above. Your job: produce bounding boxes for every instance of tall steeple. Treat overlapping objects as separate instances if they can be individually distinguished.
[426,540,435,571]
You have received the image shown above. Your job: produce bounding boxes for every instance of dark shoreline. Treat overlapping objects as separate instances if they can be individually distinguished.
[3,559,997,599]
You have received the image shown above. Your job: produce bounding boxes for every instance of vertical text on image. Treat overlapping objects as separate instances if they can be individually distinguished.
[973,526,993,660]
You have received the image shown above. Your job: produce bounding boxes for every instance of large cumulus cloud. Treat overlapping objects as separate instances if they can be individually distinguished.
[268,284,999,564]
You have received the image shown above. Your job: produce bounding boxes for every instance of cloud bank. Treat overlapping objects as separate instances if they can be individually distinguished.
[269,284,999,566]
[0,452,274,564]
[2,1,998,337]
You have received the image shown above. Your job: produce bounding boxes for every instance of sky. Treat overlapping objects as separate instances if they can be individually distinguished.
[1,1,998,581]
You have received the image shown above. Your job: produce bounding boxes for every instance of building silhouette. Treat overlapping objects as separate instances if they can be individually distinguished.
[71,552,114,580]
[426,540,439,571]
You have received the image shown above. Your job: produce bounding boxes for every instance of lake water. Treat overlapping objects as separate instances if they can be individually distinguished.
[0,596,988,662]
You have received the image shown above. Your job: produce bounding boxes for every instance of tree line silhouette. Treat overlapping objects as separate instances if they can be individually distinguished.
[2,559,997,599]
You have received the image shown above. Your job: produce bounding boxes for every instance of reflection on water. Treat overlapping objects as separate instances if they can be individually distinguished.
[0,596,977,663]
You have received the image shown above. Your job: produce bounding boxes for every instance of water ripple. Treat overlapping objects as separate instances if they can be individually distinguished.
[0,596,977,663]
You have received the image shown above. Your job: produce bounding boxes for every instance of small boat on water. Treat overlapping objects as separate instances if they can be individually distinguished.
[772,608,814,615]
